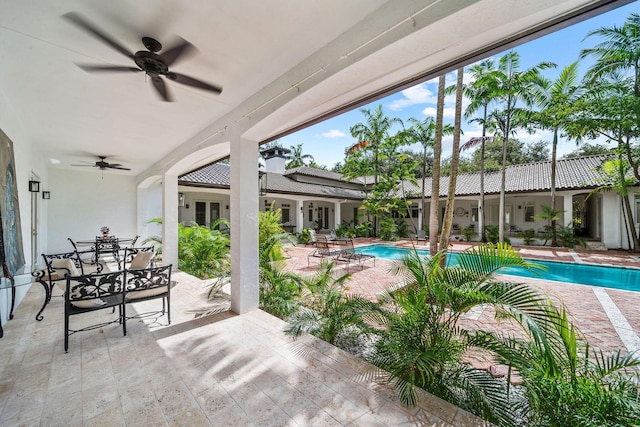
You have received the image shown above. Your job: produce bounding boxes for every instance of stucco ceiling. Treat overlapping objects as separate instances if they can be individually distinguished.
[0,0,629,178]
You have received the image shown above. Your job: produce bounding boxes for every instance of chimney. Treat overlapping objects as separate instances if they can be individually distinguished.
[260,146,291,174]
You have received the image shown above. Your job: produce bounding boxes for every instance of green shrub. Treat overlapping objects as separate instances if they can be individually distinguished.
[298,228,312,244]
[354,221,373,238]
[394,218,410,238]
[463,225,477,242]
[519,228,537,245]
[380,217,398,241]
[485,225,499,243]
[178,220,230,279]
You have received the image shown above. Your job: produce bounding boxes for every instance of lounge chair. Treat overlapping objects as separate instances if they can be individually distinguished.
[305,229,318,246]
[335,239,375,272]
[308,237,341,266]
[412,229,427,243]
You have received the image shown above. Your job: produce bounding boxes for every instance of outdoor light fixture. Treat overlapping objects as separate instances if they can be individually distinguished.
[258,170,267,196]
[226,205,229,210]
[28,180,40,192]
[178,192,185,207]
[42,191,50,200]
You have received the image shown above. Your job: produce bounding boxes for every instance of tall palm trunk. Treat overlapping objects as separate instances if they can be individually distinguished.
[439,68,464,264]
[550,126,558,246]
[480,105,487,242]
[421,144,427,230]
[499,93,512,243]
[429,75,446,254]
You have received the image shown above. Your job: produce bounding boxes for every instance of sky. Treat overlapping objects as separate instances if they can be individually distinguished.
[277,2,638,170]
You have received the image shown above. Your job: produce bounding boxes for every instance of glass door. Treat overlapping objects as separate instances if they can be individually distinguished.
[195,201,206,226]
[210,202,221,229]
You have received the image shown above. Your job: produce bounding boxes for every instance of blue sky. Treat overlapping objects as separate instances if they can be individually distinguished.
[277,2,638,169]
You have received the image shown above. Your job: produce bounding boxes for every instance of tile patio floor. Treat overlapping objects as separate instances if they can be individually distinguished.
[2,239,639,426]
[0,268,487,426]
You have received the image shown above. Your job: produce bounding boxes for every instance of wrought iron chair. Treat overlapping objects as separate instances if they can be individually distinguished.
[335,239,376,272]
[64,270,125,351]
[123,264,173,324]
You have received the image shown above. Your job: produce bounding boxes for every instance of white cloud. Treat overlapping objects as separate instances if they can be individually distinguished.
[387,83,436,110]
[321,129,345,138]
[421,106,457,118]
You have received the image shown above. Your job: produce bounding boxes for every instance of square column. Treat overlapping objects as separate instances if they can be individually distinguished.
[333,201,341,231]
[296,200,304,234]
[563,194,573,228]
[162,174,179,268]
[230,138,259,314]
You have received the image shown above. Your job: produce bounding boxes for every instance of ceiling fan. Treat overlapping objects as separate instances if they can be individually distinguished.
[72,156,131,171]
[63,12,223,102]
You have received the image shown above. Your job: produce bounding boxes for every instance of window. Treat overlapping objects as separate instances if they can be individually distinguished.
[308,207,313,222]
[471,207,478,222]
[353,207,359,225]
[281,208,290,223]
[636,199,640,224]
[524,205,535,222]
[195,201,206,226]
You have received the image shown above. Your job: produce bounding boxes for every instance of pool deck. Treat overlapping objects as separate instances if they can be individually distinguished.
[286,239,640,365]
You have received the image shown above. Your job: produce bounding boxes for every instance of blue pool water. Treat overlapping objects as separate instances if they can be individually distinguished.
[355,244,640,292]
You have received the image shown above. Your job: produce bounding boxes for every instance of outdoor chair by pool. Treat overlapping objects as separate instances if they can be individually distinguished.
[412,229,428,243]
[305,229,318,246]
[336,239,375,271]
[308,237,341,266]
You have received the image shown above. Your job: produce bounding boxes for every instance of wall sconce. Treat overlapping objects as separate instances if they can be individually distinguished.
[309,202,313,209]
[264,199,269,207]
[28,180,40,192]
[225,205,229,210]
[185,204,190,209]
[300,206,304,212]
[178,192,185,207]
[42,191,50,200]
[518,205,522,210]
[258,170,267,196]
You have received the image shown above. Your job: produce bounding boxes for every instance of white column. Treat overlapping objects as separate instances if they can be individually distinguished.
[230,137,259,314]
[563,193,573,227]
[417,205,423,231]
[333,201,341,230]
[162,174,179,268]
[296,200,304,234]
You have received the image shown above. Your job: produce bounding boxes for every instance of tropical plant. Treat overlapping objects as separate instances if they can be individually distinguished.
[484,225,500,244]
[531,62,584,244]
[258,234,304,318]
[483,306,640,426]
[286,143,314,169]
[478,51,555,242]
[439,67,465,262]
[429,75,446,254]
[463,225,477,242]
[285,261,376,345]
[519,228,537,246]
[142,217,163,255]
[366,244,553,425]
[533,204,565,247]
[297,228,312,244]
[259,204,288,260]
[379,216,398,241]
[354,221,373,238]
[348,104,403,235]
[393,217,410,239]
[455,59,499,242]
[177,220,230,279]
[556,224,585,249]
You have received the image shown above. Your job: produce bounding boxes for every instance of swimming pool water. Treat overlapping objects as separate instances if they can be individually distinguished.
[355,244,640,292]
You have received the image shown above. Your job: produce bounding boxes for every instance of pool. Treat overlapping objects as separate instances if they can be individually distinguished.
[355,244,640,292]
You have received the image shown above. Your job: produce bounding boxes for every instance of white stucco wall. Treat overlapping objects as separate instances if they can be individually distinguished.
[46,168,137,254]
[601,191,622,249]
[0,91,49,325]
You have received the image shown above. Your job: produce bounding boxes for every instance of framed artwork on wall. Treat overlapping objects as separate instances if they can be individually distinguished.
[0,128,25,277]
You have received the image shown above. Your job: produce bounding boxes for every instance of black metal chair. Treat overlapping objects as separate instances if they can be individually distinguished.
[64,270,125,352]
[116,246,154,270]
[124,264,173,324]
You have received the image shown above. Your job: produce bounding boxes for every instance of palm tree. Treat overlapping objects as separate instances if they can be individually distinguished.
[479,51,554,242]
[457,59,498,242]
[286,143,314,169]
[350,105,402,235]
[439,67,465,258]
[580,13,640,98]
[429,75,446,254]
[405,116,436,231]
[367,243,555,424]
[532,62,584,246]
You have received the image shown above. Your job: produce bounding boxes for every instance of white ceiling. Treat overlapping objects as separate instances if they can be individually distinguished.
[0,0,628,178]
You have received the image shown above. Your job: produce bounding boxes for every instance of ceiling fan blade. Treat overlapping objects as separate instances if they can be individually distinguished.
[151,76,172,102]
[168,73,222,95]
[78,64,141,73]
[161,38,194,66]
[71,164,96,167]
[63,12,136,60]
[107,165,131,170]
[106,163,123,167]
